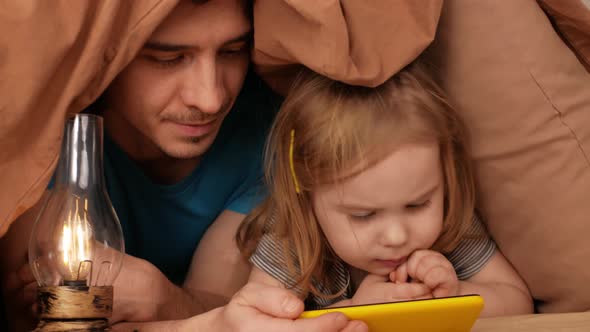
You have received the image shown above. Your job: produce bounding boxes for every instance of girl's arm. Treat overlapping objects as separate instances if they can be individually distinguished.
[459,250,533,317]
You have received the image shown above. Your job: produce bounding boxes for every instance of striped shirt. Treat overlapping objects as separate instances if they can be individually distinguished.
[250,214,496,309]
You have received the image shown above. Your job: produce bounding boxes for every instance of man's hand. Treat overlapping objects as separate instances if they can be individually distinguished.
[0,193,45,331]
[111,282,368,332]
[110,254,166,323]
[111,253,210,324]
[392,249,459,298]
[2,263,37,326]
[351,273,432,305]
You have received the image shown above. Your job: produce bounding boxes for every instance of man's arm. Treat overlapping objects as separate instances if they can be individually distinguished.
[0,192,213,325]
[0,203,204,326]
[114,209,251,322]
[111,282,369,332]
[110,254,208,323]
[183,210,251,305]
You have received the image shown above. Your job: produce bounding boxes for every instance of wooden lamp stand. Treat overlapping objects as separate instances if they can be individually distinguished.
[33,283,113,332]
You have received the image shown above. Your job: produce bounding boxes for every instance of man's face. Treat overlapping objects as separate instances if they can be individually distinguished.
[312,142,445,277]
[104,0,250,160]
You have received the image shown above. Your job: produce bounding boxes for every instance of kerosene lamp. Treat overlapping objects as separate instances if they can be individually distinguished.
[28,114,124,331]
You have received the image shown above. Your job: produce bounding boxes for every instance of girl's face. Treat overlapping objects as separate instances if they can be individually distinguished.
[312,141,445,276]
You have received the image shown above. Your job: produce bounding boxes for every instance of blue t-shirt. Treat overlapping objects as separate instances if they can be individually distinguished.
[103,74,278,284]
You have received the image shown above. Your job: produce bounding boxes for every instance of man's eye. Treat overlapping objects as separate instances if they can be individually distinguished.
[149,55,185,67]
[349,211,376,220]
[221,44,248,57]
[405,200,431,210]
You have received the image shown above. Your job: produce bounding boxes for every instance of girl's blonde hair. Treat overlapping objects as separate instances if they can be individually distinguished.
[237,61,475,300]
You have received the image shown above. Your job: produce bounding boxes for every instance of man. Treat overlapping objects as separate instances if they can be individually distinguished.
[0,1,367,331]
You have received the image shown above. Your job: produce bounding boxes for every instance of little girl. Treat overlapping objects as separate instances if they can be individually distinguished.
[237,62,532,317]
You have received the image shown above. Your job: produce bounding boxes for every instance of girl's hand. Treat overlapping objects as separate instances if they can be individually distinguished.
[393,250,459,298]
[350,273,432,305]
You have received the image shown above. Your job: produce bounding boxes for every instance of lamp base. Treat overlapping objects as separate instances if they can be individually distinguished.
[33,285,113,332]
[33,319,108,332]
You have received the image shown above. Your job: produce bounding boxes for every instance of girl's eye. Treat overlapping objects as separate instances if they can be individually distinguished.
[349,211,376,220]
[405,200,431,210]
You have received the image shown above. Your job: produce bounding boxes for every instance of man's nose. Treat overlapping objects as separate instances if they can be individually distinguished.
[181,57,226,115]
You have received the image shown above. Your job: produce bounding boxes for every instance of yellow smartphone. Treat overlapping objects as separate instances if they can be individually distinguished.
[300,295,484,332]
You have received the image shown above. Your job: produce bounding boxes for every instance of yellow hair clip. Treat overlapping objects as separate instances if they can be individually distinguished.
[289,129,301,194]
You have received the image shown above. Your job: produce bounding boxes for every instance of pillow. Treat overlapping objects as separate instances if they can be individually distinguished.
[425,0,590,313]
[538,0,590,72]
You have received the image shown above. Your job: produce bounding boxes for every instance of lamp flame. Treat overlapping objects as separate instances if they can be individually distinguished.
[59,197,93,283]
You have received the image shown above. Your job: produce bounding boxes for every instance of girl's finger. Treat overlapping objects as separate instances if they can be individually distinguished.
[383,281,432,300]
[393,263,408,284]
[412,252,448,282]
[405,250,431,279]
[423,266,457,298]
